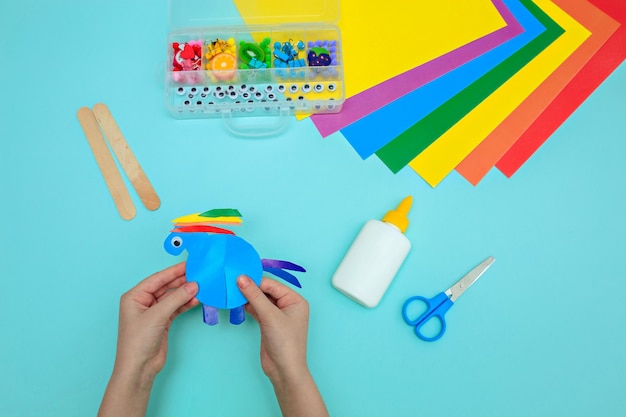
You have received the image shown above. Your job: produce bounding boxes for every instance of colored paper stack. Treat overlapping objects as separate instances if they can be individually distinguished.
[236,0,625,187]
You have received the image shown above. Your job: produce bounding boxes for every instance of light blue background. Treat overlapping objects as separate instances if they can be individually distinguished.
[1,1,625,416]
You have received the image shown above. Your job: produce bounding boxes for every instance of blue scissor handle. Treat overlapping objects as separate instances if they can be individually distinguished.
[402,292,454,342]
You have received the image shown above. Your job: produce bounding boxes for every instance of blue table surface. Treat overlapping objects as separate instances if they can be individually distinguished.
[1,1,625,416]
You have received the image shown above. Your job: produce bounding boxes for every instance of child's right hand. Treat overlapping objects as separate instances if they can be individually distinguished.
[237,275,330,417]
[237,275,310,383]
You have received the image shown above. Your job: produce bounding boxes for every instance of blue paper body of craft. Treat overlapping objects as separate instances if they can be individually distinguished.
[164,232,263,309]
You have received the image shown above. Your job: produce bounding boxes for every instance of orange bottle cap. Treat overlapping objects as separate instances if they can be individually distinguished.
[382,196,412,233]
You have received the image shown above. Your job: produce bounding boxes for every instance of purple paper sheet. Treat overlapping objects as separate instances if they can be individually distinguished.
[310,0,522,138]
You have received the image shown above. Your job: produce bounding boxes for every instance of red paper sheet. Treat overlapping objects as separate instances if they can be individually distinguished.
[496,0,626,177]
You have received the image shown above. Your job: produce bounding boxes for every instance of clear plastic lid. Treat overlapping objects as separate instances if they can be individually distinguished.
[169,0,339,29]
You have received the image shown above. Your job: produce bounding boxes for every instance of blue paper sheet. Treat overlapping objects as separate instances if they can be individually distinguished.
[341,0,546,159]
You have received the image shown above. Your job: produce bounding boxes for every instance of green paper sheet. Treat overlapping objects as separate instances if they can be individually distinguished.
[375,0,564,174]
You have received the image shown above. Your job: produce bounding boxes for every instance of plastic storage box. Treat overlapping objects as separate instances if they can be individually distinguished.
[165,0,345,121]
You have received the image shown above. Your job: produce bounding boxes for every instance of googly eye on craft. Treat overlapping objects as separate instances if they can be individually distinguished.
[176,87,186,95]
[327,83,336,92]
[241,92,251,99]
[238,84,248,93]
[215,86,223,93]
[301,84,312,93]
[213,90,226,99]
[297,95,305,101]
[202,86,211,94]
[314,83,324,93]
[289,84,299,93]
[248,86,257,93]
[255,91,264,99]
[227,85,236,92]
[277,84,286,93]
[196,100,203,106]
[183,99,191,106]
[189,87,199,96]
[229,91,238,99]
[267,93,276,100]
[264,84,274,93]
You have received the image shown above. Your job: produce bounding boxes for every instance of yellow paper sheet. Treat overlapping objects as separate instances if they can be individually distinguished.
[233,0,507,99]
[408,0,590,187]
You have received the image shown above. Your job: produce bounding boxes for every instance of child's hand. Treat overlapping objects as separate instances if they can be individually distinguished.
[237,275,310,383]
[237,276,329,417]
[114,262,199,382]
[99,263,199,417]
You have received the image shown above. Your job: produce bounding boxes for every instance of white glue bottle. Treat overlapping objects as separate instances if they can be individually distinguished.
[332,196,413,308]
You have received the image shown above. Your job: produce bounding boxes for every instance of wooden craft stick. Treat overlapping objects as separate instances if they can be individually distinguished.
[77,107,136,220]
[92,103,161,211]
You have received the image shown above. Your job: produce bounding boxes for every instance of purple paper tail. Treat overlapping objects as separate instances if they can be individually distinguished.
[261,259,305,288]
[263,267,302,288]
[202,304,219,326]
[261,259,306,272]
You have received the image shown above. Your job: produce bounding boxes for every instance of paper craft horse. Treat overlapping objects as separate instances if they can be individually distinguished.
[163,209,305,326]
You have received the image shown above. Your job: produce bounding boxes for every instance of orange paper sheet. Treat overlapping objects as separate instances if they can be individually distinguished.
[456,0,619,185]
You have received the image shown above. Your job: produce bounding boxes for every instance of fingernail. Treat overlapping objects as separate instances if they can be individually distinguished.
[237,275,250,289]
[183,281,197,295]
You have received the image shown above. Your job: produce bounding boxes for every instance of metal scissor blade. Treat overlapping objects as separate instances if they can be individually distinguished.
[446,256,495,302]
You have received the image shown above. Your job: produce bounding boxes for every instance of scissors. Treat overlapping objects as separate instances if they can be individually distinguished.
[402,256,495,342]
